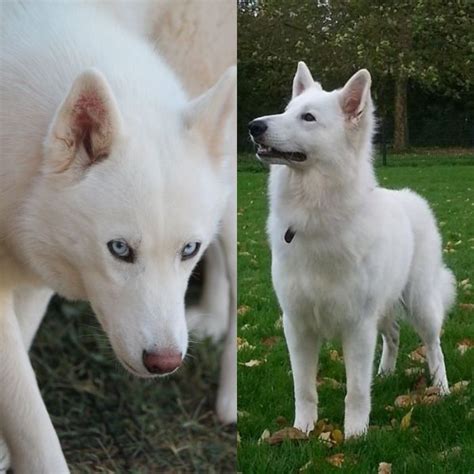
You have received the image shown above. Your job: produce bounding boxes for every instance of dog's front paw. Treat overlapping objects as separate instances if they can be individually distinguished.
[216,389,237,425]
[294,420,315,435]
[294,403,318,434]
[0,437,11,473]
[344,422,368,440]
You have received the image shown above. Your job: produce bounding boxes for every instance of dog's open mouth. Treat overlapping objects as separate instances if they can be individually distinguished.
[256,145,307,163]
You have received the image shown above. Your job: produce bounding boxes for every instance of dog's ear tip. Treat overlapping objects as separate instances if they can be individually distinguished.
[355,69,372,84]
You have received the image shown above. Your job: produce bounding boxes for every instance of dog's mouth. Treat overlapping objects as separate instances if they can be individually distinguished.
[256,144,307,164]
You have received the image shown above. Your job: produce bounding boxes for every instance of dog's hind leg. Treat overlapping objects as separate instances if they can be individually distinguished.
[377,313,400,376]
[408,293,449,394]
[284,311,322,434]
[0,288,68,473]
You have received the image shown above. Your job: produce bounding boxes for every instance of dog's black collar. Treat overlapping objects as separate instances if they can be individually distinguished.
[284,227,295,243]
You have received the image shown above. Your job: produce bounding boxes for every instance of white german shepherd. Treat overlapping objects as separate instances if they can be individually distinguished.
[0,3,235,472]
[249,62,455,438]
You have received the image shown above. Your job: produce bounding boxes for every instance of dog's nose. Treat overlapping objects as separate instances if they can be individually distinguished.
[142,349,182,375]
[248,119,267,138]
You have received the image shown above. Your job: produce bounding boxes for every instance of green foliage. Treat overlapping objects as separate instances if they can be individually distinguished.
[238,0,474,149]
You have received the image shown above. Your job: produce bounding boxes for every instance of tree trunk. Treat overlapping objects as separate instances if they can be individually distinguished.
[393,75,409,152]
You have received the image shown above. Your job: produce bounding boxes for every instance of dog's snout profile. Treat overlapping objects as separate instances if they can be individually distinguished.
[248,119,267,138]
[142,349,183,375]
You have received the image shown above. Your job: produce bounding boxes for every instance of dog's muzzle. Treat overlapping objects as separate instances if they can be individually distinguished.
[248,119,307,165]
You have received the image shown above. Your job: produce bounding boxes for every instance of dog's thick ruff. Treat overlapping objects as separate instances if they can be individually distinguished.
[252,62,455,438]
[0,4,235,471]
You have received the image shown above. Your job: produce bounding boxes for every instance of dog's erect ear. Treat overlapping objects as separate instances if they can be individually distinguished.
[340,69,372,123]
[292,62,317,98]
[45,69,122,174]
[184,66,236,162]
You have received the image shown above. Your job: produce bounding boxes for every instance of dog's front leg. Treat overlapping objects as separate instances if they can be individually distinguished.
[284,313,322,434]
[216,223,237,424]
[0,288,69,474]
[341,319,377,438]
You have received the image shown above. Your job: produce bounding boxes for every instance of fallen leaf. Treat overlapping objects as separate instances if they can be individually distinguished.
[425,386,441,396]
[238,305,251,316]
[413,375,427,391]
[331,429,344,445]
[299,460,314,472]
[258,429,270,445]
[400,407,414,430]
[409,346,427,363]
[459,303,474,311]
[451,380,470,393]
[404,367,424,376]
[329,349,343,362]
[438,446,461,460]
[266,427,307,445]
[456,338,474,355]
[261,335,280,347]
[237,410,249,418]
[317,377,345,389]
[318,431,332,446]
[395,386,442,408]
[237,337,255,351]
[394,394,416,408]
[378,462,392,474]
[310,419,334,437]
[274,316,283,329]
[327,453,344,468]
[240,359,264,367]
[275,415,288,426]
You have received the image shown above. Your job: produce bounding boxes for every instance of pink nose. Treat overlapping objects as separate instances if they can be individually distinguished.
[142,350,182,375]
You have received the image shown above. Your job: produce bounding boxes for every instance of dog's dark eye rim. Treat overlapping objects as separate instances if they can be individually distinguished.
[107,239,135,263]
[181,241,201,261]
[301,112,316,122]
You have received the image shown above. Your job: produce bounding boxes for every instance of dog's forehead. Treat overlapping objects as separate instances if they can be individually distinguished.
[287,87,333,111]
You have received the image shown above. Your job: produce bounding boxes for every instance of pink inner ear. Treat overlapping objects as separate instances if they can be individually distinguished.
[344,95,361,115]
[73,93,107,129]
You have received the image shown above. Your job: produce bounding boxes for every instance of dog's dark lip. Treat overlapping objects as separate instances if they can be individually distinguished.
[256,144,307,162]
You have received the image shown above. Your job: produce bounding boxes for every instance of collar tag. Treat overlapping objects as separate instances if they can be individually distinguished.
[284,227,295,243]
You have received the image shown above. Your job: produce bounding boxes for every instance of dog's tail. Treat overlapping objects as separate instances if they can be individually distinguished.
[440,266,456,316]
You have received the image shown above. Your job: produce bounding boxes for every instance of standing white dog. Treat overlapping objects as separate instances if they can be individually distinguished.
[0,3,235,472]
[249,62,455,438]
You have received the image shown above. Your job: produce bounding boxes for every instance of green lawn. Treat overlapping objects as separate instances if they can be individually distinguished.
[32,298,235,472]
[237,158,474,473]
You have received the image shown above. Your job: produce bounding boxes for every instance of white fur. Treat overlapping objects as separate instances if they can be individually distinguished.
[0,3,235,472]
[253,62,455,438]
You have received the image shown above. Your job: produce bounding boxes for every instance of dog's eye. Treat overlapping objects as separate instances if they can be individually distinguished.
[181,242,201,261]
[107,239,135,263]
[301,113,316,122]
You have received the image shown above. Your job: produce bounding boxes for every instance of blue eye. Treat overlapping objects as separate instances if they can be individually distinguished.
[302,112,316,122]
[107,239,135,263]
[181,242,201,261]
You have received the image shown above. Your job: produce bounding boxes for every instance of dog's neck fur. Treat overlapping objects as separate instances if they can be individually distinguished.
[271,152,377,234]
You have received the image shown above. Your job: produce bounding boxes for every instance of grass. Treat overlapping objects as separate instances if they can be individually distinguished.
[237,155,474,473]
[32,297,236,473]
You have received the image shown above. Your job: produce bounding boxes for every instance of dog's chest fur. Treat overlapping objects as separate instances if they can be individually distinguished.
[267,166,382,336]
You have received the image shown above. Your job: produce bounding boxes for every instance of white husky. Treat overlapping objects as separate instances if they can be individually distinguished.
[249,62,455,438]
[0,3,235,472]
